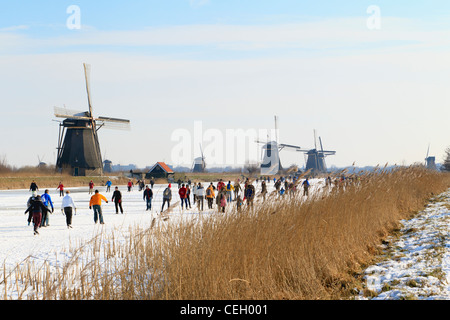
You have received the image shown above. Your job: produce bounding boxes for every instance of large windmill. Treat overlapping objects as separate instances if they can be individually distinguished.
[256,116,303,175]
[297,130,336,175]
[54,63,130,177]
[192,144,206,173]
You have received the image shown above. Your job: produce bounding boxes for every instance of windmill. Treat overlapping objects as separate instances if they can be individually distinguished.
[424,144,437,170]
[256,116,303,175]
[296,130,336,176]
[37,155,46,168]
[192,144,206,173]
[54,63,131,177]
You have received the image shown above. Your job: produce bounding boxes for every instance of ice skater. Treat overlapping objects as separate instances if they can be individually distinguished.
[61,190,77,228]
[89,190,108,224]
[40,189,54,227]
[112,186,123,214]
[143,185,153,211]
[161,184,172,212]
[25,195,51,235]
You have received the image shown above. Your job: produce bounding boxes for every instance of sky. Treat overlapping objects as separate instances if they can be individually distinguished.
[1,0,450,170]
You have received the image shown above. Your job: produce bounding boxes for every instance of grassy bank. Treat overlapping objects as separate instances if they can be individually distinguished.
[0,174,132,191]
[0,169,244,191]
[3,166,450,300]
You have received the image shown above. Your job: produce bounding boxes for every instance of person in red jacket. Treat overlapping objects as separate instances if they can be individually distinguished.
[217,179,225,191]
[179,184,188,209]
[56,182,64,197]
[178,183,188,209]
[88,180,94,194]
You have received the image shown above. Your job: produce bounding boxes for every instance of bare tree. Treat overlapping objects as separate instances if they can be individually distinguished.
[443,147,450,172]
[244,162,259,176]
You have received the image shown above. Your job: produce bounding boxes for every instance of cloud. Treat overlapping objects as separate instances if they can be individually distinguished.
[2,16,449,57]
[0,25,29,32]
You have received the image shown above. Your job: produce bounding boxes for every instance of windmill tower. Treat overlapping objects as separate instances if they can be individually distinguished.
[103,160,113,173]
[54,63,131,177]
[37,155,46,168]
[192,144,206,173]
[425,144,437,170]
[256,116,303,176]
[297,130,336,176]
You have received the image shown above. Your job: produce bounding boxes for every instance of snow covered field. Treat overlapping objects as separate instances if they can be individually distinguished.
[359,189,450,300]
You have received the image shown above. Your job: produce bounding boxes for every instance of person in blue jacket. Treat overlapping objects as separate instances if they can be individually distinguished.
[40,189,54,227]
[302,178,310,196]
[105,179,112,192]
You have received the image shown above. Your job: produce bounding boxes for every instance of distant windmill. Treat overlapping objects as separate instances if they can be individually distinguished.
[297,130,336,175]
[103,160,113,173]
[37,155,46,168]
[424,144,437,170]
[256,116,303,176]
[192,144,206,173]
[54,63,131,177]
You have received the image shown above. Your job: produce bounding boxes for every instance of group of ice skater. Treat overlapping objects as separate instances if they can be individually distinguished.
[26,183,77,235]
[24,180,121,235]
[24,175,317,235]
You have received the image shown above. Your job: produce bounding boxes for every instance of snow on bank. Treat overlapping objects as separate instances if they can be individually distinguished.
[359,189,450,300]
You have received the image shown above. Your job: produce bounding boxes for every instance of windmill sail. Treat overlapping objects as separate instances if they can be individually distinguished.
[84,63,93,116]
[97,116,131,130]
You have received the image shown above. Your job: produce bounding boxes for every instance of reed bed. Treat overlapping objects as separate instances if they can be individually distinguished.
[2,166,450,300]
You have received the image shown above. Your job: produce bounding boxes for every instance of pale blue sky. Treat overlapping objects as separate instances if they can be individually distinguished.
[1,1,450,169]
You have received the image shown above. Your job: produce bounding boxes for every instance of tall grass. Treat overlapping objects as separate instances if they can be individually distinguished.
[2,166,450,300]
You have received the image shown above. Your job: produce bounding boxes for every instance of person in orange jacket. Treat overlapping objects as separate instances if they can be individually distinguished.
[89,189,108,224]
[206,183,215,209]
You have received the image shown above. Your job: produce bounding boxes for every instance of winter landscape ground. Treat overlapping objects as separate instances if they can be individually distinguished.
[1,172,450,301]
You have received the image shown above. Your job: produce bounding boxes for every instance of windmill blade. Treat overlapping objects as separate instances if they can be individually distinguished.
[319,137,324,154]
[314,129,317,150]
[274,115,278,144]
[279,143,303,151]
[54,106,91,120]
[319,137,326,172]
[199,143,205,160]
[83,63,93,117]
[318,138,336,156]
[96,116,131,130]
